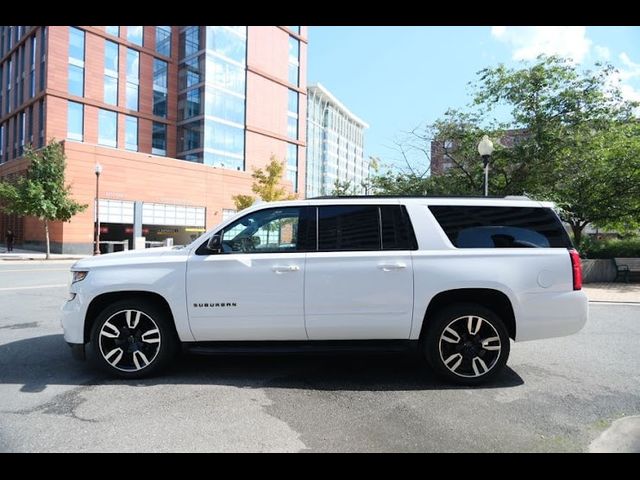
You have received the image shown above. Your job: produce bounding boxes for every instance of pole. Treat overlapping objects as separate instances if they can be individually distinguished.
[94,172,101,255]
[482,155,490,197]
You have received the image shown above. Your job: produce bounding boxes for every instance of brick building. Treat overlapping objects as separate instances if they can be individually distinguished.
[0,26,307,253]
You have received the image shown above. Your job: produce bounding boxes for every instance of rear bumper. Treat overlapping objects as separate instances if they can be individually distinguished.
[515,290,589,342]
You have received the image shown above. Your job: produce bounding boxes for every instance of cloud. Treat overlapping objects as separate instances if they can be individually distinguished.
[491,26,592,63]
[615,52,640,103]
[594,45,611,61]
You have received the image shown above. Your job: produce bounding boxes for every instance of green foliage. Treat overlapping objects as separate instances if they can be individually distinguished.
[0,141,87,258]
[331,180,354,196]
[580,237,640,259]
[372,56,640,247]
[232,195,255,211]
[232,155,296,210]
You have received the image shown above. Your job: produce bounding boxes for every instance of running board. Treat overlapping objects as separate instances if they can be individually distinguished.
[183,340,419,356]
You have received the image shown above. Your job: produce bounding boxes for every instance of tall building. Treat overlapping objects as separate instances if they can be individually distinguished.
[306,83,369,198]
[0,26,307,253]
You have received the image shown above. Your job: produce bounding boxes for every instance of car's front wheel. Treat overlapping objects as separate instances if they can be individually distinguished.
[88,299,178,379]
[423,303,510,386]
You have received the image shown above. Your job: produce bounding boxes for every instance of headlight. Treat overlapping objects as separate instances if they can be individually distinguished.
[72,271,89,283]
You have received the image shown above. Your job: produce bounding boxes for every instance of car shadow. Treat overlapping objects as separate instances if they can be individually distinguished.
[0,334,524,392]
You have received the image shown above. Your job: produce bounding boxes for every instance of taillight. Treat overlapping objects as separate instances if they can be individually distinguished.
[569,249,582,290]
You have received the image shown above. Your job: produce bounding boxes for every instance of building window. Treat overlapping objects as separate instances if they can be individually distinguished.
[68,27,84,98]
[204,122,244,157]
[27,105,33,144]
[180,56,204,90]
[152,122,166,155]
[206,26,246,64]
[68,27,85,63]
[179,122,202,152]
[126,84,138,111]
[179,87,202,120]
[126,49,139,110]
[182,26,201,58]
[127,26,143,46]
[288,36,299,86]
[288,89,298,115]
[29,34,36,98]
[287,89,298,140]
[0,124,4,163]
[222,209,237,221]
[153,58,168,118]
[125,115,138,151]
[287,117,298,140]
[288,26,301,35]
[104,76,118,106]
[39,27,46,92]
[286,143,298,192]
[38,99,44,147]
[67,101,83,141]
[68,64,84,96]
[156,26,171,56]
[205,89,244,125]
[18,112,25,155]
[105,26,119,37]
[98,109,117,147]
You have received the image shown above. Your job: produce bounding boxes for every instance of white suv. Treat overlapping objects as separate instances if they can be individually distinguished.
[62,197,588,385]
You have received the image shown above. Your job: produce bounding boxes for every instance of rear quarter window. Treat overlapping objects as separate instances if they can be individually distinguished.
[428,206,572,248]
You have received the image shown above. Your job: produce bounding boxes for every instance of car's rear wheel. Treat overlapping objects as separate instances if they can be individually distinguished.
[424,303,510,386]
[88,299,178,379]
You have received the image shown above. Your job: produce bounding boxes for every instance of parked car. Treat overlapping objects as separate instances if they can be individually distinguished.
[62,196,587,385]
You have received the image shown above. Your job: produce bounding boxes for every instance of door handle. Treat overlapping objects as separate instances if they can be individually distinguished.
[272,265,300,274]
[377,262,407,272]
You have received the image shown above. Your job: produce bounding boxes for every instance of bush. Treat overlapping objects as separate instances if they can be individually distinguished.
[580,237,640,259]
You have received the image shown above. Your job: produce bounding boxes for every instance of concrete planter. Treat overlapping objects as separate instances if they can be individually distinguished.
[581,259,617,283]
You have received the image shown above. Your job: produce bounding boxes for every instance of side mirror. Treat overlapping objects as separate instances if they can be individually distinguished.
[207,234,222,253]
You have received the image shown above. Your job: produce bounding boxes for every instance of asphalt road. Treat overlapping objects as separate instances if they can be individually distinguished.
[0,261,639,452]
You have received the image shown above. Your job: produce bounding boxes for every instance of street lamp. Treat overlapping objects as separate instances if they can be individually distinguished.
[94,163,103,255]
[477,135,494,197]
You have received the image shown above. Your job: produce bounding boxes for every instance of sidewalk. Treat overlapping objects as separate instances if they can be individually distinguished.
[0,247,88,261]
[583,283,640,303]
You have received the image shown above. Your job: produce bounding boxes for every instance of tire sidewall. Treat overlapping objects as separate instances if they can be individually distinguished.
[423,303,510,386]
[88,298,177,379]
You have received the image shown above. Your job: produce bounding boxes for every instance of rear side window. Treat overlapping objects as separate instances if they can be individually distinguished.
[429,206,572,248]
[381,205,418,250]
[318,205,380,251]
[317,205,418,251]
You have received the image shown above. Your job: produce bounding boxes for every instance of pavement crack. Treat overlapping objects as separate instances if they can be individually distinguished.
[9,382,101,423]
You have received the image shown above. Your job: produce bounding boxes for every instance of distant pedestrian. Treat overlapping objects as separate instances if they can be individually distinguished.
[5,230,14,252]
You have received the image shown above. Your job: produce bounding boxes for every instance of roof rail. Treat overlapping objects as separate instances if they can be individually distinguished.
[309,195,518,200]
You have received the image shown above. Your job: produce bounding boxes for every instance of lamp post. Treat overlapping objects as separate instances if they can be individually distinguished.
[477,135,494,197]
[94,163,103,255]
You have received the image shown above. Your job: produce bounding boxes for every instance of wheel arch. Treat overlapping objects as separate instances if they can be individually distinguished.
[419,288,516,341]
[84,291,178,344]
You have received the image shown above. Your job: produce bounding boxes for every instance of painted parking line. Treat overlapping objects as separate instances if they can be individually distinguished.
[0,284,68,291]
[589,301,640,306]
[0,268,70,273]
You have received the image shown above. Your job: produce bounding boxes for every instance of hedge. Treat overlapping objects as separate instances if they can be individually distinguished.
[580,237,640,259]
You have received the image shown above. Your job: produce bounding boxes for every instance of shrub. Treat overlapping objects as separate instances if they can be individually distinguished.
[580,237,640,259]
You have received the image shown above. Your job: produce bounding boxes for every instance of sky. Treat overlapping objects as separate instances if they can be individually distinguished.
[307,26,640,171]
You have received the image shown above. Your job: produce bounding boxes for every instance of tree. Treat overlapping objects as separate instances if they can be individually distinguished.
[372,56,640,246]
[330,180,354,196]
[0,142,88,259]
[232,155,296,210]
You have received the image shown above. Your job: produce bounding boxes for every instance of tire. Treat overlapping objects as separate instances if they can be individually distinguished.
[88,298,178,379]
[423,303,510,386]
